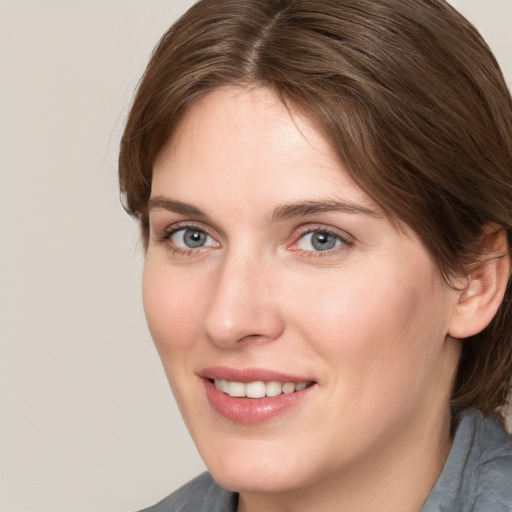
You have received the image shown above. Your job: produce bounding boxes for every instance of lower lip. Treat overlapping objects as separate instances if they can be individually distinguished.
[203,380,315,424]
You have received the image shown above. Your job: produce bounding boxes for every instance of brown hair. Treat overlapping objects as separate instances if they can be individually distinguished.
[119,0,512,418]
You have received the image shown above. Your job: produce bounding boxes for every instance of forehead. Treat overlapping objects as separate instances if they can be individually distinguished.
[152,86,378,214]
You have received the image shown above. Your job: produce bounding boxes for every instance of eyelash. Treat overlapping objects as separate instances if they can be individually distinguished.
[155,223,215,257]
[154,223,354,258]
[290,226,354,259]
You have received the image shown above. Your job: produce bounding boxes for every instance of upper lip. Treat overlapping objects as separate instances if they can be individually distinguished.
[199,366,315,383]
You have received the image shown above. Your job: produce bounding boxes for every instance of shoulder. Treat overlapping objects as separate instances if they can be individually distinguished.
[421,410,512,512]
[469,412,512,511]
[137,472,238,512]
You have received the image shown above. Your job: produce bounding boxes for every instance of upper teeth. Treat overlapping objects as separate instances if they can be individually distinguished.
[214,379,310,398]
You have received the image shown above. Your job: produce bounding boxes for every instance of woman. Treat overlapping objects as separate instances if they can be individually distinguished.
[119,0,512,510]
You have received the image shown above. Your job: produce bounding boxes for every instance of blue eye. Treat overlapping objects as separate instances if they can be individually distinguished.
[297,231,344,252]
[170,228,214,249]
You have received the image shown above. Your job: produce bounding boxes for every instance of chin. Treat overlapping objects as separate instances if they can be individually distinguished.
[195,436,317,494]
[209,461,307,494]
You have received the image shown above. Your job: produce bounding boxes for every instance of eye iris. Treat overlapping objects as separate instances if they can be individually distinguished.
[183,230,207,248]
[311,232,337,251]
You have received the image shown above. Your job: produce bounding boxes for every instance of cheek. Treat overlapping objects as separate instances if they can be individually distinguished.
[288,270,451,442]
[142,260,204,361]
[142,261,211,431]
[289,264,448,381]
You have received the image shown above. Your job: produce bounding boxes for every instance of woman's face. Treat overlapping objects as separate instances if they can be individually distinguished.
[143,86,461,494]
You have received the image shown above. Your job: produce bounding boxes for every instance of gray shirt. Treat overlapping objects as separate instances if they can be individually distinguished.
[139,410,512,512]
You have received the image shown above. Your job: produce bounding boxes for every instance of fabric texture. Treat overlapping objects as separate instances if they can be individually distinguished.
[138,410,512,512]
[420,410,512,511]
[138,472,237,512]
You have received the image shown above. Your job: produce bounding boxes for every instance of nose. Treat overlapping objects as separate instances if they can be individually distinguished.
[203,253,285,349]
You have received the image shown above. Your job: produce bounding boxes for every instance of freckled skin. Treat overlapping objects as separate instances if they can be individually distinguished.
[143,87,462,512]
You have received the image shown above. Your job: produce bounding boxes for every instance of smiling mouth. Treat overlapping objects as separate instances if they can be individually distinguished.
[213,379,315,399]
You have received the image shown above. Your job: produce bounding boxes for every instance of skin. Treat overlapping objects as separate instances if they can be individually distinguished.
[143,86,464,512]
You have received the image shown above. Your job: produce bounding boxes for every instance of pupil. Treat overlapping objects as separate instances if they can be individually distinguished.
[312,232,336,251]
[184,230,206,248]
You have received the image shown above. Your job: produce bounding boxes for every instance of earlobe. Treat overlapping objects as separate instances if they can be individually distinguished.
[448,229,510,339]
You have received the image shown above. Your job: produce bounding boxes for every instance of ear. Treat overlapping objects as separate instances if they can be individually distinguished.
[448,228,510,339]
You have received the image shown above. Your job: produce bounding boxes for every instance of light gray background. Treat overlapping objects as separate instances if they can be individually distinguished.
[0,1,510,511]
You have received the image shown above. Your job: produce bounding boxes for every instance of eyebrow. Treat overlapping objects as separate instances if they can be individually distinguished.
[148,197,208,219]
[270,200,380,222]
[148,196,380,223]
